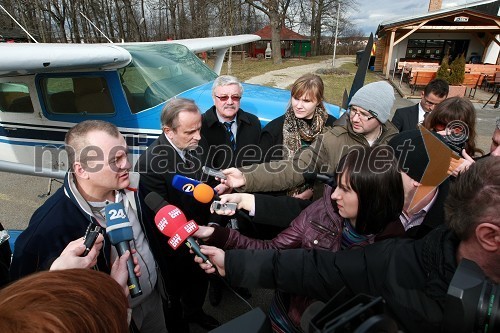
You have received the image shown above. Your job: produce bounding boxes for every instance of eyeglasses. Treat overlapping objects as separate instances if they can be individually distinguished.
[348,108,377,121]
[215,95,241,102]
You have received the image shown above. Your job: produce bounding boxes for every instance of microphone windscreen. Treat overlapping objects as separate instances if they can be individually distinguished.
[145,192,168,214]
[105,202,133,245]
[172,175,202,196]
[154,204,199,250]
[193,183,215,203]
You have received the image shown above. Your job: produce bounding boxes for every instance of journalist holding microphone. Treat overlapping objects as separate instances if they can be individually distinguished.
[195,156,500,333]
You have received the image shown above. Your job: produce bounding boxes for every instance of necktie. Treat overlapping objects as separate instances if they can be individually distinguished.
[184,150,194,168]
[224,121,236,151]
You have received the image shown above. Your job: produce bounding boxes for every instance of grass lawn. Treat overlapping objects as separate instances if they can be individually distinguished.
[206,55,381,107]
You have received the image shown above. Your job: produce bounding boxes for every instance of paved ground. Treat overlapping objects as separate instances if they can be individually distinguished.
[1,59,499,332]
[245,57,354,88]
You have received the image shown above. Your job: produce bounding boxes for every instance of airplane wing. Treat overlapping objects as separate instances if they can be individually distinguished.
[0,34,260,77]
[163,34,261,53]
[122,34,261,74]
[0,43,132,76]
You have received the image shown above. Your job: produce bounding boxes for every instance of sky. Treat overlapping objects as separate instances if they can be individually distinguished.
[348,0,480,35]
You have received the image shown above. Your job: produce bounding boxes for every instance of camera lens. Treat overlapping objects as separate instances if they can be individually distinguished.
[445,260,500,333]
[476,281,499,332]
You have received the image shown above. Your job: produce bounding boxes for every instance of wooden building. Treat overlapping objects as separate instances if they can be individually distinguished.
[250,25,311,58]
[375,0,500,78]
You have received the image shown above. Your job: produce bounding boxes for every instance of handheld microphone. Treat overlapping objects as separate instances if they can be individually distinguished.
[193,183,218,203]
[144,192,211,264]
[105,202,142,298]
[193,184,252,222]
[303,171,336,187]
[172,174,203,196]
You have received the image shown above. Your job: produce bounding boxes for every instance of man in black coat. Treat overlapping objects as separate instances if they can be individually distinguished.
[200,75,261,305]
[195,156,500,333]
[201,75,261,170]
[135,98,219,332]
[392,79,449,132]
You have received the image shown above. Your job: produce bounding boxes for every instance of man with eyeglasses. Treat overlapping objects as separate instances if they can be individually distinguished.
[392,79,449,132]
[219,81,399,200]
[200,76,261,305]
[201,75,261,171]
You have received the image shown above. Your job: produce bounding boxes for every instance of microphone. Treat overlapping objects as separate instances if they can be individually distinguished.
[172,174,203,196]
[144,192,211,264]
[193,183,252,221]
[303,171,336,187]
[193,183,218,203]
[105,202,142,298]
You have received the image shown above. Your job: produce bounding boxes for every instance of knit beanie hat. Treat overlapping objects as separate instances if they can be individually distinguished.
[388,129,448,184]
[349,81,395,124]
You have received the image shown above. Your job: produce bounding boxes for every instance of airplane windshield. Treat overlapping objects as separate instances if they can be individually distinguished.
[119,43,217,113]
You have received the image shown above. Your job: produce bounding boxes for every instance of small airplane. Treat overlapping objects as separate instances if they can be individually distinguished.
[0,36,342,180]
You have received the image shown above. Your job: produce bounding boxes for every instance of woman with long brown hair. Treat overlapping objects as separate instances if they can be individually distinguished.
[259,73,336,199]
[423,96,483,157]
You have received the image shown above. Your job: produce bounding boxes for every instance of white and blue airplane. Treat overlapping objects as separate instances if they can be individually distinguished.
[0,35,342,179]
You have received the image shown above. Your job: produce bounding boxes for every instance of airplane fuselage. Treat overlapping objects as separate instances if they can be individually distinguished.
[0,41,341,178]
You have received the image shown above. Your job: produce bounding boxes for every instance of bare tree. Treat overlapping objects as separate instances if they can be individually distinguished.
[244,0,291,64]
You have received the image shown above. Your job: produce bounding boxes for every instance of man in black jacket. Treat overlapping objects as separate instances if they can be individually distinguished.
[135,98,219,331]
[200,75,261,304]
[12,120,167,333]
[392,79,448,132]
[195,156,500,333]
[201,75,261,170]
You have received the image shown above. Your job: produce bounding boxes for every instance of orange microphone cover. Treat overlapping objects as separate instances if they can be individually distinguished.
[193,183,215,203]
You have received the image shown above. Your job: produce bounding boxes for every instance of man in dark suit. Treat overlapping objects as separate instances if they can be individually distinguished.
[200,75,261,305]
[392,79,449,132]
[135,98,219,332]
[201,75,261,170]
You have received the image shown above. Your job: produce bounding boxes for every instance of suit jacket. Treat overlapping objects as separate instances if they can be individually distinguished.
[135,134,211,229]
[201,106,261,168]
[392,103,420,132]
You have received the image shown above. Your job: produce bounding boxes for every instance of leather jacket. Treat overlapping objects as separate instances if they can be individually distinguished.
[204,185,374,329]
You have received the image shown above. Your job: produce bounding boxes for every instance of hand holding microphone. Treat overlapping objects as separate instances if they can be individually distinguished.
[193,183,252,220]
[144,192,211,265]
[105,202,143,298]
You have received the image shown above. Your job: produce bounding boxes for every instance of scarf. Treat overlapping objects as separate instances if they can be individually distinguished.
[282,105,328,196]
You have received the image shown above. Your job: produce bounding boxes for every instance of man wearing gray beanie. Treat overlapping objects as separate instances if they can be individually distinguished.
[220,81,399,199]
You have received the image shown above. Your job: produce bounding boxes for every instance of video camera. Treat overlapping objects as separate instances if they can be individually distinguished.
[443,259,499,333]
[301,293,398,333]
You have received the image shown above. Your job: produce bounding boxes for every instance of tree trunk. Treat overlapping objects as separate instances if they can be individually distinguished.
[269,10,282,64]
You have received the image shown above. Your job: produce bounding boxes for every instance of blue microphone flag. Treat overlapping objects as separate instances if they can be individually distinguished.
[105,202,133,245]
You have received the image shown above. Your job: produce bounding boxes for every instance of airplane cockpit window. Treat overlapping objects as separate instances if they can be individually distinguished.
[41,76,115,115]
[0,82,34,113]
[119,43,217,113]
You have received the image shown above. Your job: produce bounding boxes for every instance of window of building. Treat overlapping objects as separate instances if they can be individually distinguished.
[405,39,468,62]
[0,82,34,113]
